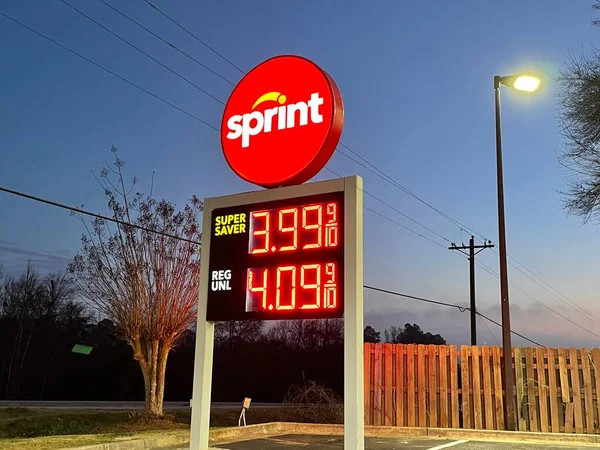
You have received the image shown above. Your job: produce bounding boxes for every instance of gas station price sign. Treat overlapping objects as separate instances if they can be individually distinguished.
[206,191,344,321]
[191,54,363,450]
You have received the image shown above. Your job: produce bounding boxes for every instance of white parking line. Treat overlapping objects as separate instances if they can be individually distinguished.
[428,440,469,450]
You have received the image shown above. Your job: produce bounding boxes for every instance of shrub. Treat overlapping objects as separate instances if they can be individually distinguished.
[278,381,343,424]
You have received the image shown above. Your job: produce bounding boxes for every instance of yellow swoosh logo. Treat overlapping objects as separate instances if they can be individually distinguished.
[252,92,287,110]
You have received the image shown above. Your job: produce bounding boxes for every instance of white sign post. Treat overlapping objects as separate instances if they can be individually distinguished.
[189,176,364,450]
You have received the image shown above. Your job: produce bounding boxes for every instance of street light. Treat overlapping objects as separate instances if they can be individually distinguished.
[493,73,540,432]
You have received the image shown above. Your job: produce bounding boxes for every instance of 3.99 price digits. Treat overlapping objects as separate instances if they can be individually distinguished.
[247,262,338,312]
[249,202,339,254]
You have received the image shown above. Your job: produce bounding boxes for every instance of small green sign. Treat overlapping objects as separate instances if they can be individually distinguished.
[72,344,93,355]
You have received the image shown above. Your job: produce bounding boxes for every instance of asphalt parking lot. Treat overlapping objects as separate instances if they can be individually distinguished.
[202,434,598,450]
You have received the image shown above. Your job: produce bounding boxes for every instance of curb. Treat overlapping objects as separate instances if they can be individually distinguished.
[63,422,600,449]
[211,423,600,445]
[62,431,189,450]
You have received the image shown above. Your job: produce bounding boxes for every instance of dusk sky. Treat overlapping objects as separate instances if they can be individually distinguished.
[1,1,599,347]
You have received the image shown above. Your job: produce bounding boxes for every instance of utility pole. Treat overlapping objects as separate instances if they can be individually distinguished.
[449,236,494,345]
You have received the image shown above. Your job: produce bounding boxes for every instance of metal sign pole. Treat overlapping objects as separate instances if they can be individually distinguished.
[344,176,364,450]
[190,197,215,450]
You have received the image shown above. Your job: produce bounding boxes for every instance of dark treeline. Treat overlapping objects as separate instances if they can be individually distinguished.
[0,264,445,402]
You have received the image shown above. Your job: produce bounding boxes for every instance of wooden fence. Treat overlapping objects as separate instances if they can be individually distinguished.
[364,343,600,434]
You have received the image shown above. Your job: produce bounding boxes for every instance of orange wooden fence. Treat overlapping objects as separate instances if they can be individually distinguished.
[513,347,600,434]
[364,343,600,434]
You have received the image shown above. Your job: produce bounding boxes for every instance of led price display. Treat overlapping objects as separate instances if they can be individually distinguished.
[206,192,344,321]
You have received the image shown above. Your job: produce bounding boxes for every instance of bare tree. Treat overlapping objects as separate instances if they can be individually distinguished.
[558,4,600,222]
[383,325,401,344]
[68,147,202,416]
[215,320,264,350]
[267,319,343,350]
[0,263,85,398]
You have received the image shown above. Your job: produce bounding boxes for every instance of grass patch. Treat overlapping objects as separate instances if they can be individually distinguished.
[0,430,188,450]
[0,407,281,442]
[0,407,40,420]
[0,410,187,440]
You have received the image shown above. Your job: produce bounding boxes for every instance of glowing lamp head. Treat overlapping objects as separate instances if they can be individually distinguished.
[513,75,541,92]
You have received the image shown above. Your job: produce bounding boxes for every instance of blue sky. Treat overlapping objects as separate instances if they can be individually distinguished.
[1,0,599,346]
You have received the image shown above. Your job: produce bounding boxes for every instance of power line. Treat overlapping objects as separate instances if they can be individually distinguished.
[59,0,226,106]
[476,312,544,347]
[352,217,585,345]
[478,313,500,346]
[364,285,469,311]
[476,260,600,340]
[130,9,491,247]
[28,1,489,256]
[364,284,544,346]
[108,4,592,332]
[326,166,460,252]
[2,189,545,346]
[0,186,201,245]
[0,242,75,262]
[495,249,600,326]
[364,206,450,251]
[331,150,600,329]
[135,0,526,262]
[0,9,459,258]
[137,4,490,245]
[338,136,599,334]
[97,0,235,86]
[0,11,220,132]
[0,183,543,347]
[323,166,452,244]
[337,143,490,243]
[8,4,594,337]
[143,0,246,74]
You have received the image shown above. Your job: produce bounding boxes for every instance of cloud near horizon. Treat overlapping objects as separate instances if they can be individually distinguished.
[0,241,72,275]
[365,299,600,349]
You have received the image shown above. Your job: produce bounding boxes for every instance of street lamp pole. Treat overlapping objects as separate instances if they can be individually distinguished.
[494,75,516,431]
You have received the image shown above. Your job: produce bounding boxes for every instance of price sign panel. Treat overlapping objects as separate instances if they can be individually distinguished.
[205,182,350,321]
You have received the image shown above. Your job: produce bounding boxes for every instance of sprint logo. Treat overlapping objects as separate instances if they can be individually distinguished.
[225,91,324,148]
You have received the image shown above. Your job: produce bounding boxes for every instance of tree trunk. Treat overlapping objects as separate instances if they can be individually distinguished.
[155,342,170,414]
[132,337,171,416]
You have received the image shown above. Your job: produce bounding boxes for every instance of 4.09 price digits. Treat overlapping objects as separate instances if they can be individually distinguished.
[249,202,339,254]
[247,262,338,312]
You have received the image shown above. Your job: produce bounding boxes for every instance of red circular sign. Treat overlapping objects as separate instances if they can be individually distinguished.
[221,55,344,188]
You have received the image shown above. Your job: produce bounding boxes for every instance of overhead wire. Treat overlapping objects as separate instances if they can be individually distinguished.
[364,285,468,311]
[363,207,450,251]
[365,285,544,346]
[0,9,454,257]
[138,0,500,249]
[323,166,453,245]
[337,143,490,243]
[493,248,600,326]
[323,168,598,342]
[0,11,220,132]
[338,137,600,328]
[59,0,226,106]
[96,0,236,86]
[103,0,599,336]
[0,186,201,245]
[476,312,544,347]
[478,313,500,346]
[3,6,593,341]
[143,0,246,74]
[476,260,600,340]
[60,0,600,333]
